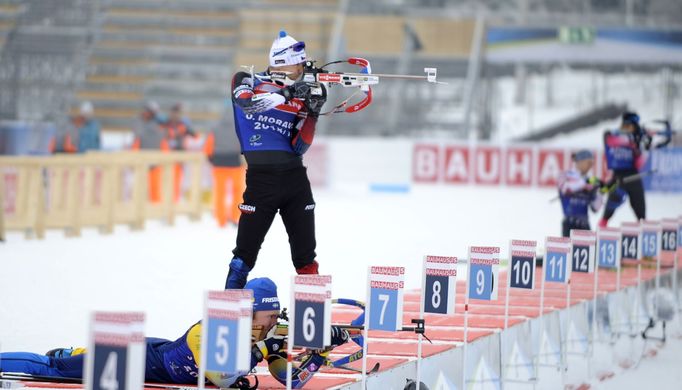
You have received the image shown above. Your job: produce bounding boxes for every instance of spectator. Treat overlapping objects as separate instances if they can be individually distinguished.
[160,103,197,201]
[162,103,195,151]
[205,99,246,227]
[133,101,167,202]
[64,101,101,153]
[132,101,166,150]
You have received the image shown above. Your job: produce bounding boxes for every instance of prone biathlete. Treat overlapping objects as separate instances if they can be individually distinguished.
[0,278,349,389]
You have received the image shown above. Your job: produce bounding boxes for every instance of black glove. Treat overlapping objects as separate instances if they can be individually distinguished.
[304,83,327,118]
[601,176,622,194]
[642,133,653,150]
[278,81,315,102]
[585,176,603,192]
[329,325,350,347]
[252,327,286,362]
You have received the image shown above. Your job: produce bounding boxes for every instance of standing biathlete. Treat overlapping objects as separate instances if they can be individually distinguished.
[225,30,327,289]
[600,111,649,227]
[557,150,604,237]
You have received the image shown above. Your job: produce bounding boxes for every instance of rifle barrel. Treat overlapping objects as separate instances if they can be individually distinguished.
[340,72,428,80]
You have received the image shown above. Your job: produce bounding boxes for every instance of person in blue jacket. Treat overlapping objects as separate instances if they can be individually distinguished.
[63,101,101,153]
[225,30,327,289]
[599,111,648,227]
[0,278,349,389]
[557,150,604,237]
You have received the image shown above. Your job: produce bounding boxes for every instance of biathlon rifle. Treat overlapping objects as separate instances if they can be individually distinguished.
[250,57,445,116]
[548,169,658,203]
[251,298,431,375]
[644,120,676,149]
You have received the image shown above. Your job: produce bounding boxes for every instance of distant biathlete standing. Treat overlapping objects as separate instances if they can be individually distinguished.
[558,150,604,237]
[600,112,648,227]
[225,30,327,288]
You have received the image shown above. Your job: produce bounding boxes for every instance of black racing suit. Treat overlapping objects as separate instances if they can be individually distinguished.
[602,130,647,222]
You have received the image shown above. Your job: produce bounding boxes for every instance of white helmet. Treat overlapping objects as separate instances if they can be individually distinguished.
[269,30,306,67]
[79,101,94,117]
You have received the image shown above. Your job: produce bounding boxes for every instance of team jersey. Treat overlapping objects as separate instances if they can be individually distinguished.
[231,71,317,161]
[557,169,603,219]
[152,322,251,387]
[604,130,646,171]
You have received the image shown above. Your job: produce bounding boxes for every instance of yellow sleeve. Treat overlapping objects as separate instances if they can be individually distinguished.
[186,322,203,366]
[186,322,245,388]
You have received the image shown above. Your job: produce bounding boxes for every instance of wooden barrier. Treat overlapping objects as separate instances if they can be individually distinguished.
[0,151,206,240]
[0,157,46,239]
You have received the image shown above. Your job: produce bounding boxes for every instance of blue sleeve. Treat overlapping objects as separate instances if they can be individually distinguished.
[0,352,84,379]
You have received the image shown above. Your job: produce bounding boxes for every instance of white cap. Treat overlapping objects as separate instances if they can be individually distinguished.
[80,101,94,117]
[145,100,159,113]
[269,30,306,67]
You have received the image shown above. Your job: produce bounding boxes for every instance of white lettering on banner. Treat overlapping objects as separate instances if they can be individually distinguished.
[3,170,18,214]
[413,145,439,182]
[538,150,565,187]
[445,146,469,183]
[652,150,682,175]
[407,144,639,187]
[475,148,501,184]
[506,148,533,185]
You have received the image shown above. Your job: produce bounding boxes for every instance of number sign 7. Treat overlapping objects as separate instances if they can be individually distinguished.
[369,288,399,331]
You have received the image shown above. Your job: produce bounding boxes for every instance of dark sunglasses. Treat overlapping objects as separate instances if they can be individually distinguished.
[272,41,306,57]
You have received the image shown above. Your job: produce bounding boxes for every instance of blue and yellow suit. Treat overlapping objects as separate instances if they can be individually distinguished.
[0,323,324,389]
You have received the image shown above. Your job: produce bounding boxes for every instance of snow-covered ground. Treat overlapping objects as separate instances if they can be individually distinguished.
[1,185,680,365]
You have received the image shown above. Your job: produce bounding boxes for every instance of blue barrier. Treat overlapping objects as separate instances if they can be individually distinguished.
[0,121,55,155]
[643,147,682,193]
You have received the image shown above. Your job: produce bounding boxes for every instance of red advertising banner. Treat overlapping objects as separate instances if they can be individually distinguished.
[413,143,604,188]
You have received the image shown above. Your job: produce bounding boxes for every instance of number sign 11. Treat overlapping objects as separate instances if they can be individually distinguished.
[545,236,571,283]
